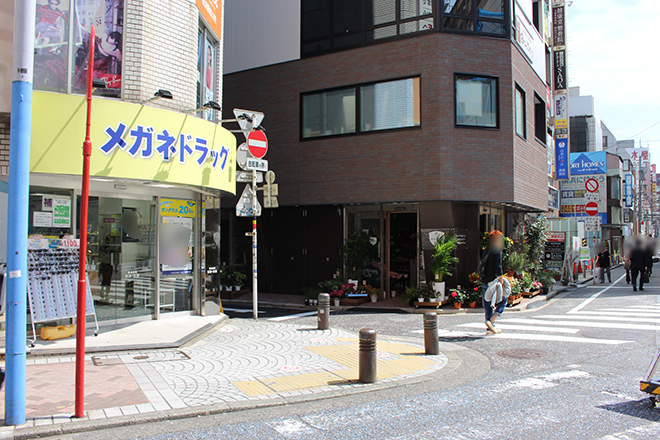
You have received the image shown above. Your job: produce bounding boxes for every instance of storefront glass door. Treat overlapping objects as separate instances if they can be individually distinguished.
[386,212,418,297]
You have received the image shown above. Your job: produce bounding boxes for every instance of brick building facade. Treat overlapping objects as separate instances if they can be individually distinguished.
[222,0,555,296]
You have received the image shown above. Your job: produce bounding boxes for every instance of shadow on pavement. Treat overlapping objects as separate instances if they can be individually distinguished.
[597,399,660,422]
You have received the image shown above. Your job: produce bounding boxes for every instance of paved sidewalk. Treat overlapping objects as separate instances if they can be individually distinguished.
[2,320,450,438]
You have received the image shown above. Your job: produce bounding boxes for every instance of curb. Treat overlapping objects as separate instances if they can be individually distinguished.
[9,337,488,439]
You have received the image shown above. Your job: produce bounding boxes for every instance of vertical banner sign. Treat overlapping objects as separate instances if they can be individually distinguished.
[197,0,222,38]
[625,174,634,207]
[552,4,566,47]
[555,138,569,180]
[554,50,567,91]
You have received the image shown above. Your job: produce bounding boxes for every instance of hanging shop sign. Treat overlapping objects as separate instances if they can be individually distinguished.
[548,185,559,210]
[552,3,566,47]
[30,91,236,194]
[554,49,567,91]
[544,232,565,270]
[555,138,570,180]
[160,199,197,218]
[197,0,222,38]
[570,151,607,176]
[625,174,634,207]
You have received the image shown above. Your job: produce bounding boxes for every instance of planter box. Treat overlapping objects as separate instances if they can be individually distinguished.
[414,299,451,309]
[220,289,249,300]
[340,297,369,306]
[521,288,541,298]
[507,295,522,307]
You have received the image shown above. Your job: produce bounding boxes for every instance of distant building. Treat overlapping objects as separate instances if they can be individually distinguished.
[568,87,603,153]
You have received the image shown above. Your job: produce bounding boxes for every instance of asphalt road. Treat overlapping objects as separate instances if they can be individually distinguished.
[51,266,660,439]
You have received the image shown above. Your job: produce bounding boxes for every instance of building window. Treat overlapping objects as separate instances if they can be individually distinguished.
[302,0,435,57]
[34,0,124,97]
[515,85,526,139]
[197,25,219,121]
[302,77,421,138]
[442,0,507,36]
[610,176,621,200]
[534,93,546,142]
[455,74,499,128]
[603,135,608,148]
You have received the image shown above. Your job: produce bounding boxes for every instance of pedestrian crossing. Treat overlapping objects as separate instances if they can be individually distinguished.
[426,303,660,345]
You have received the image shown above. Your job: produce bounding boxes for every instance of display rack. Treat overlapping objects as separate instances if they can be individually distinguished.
[27,238,99,346]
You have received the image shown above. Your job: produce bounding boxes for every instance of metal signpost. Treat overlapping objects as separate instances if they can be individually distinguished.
[224,109,278,320]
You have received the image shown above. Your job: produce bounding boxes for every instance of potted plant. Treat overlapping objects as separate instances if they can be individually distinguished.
[330,289,344,306]
[525,216,548,277]
[504,251,526,277]
[449,288,464,309]
[466,285,482,308]
[341,231,376,281]
[229,267,247,291]
[318,278,342,294]
[519,271,533,293]
[219,266,230,291]
[430,233,459,300]
[405,287,420,306]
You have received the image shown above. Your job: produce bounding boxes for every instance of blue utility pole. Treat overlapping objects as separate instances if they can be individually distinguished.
[5,0,36,426]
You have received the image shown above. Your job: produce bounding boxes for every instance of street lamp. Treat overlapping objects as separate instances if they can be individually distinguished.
[187,100,221,113]
[75,25,105,419]
[140,89,173,105]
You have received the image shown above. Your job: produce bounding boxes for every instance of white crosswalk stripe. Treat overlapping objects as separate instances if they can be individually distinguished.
[432,302,660,345]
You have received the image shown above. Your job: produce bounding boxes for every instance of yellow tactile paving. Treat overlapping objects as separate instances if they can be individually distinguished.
[233,379,275,397]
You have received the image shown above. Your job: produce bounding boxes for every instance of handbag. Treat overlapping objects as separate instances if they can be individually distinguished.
[624,259,631,271]
[642,271,650,284]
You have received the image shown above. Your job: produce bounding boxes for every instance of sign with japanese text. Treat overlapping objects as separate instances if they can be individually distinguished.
[197,0,222,39]
[160,199,197,218]
[625,174,634,207]
[52,197,71,228]
[554,49,567,91]
[555,138,570,180]
[30,92,236,194]
[626,147,650,163]
[544,232,565,270]
[548,185,559,209]
[552,3,565,47]
[560,174,607,225]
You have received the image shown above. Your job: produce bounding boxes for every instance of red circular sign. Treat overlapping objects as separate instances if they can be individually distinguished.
[585,202,598,216]
[247,130,268,159]
[585,178,599,193]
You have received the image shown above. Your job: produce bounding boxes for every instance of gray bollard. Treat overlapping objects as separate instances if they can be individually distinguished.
[359,328,377,383]
[317,293,330,330]
[424,312,439,355]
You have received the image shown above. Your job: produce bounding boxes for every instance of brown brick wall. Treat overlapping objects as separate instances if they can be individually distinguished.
[224,32,548,211]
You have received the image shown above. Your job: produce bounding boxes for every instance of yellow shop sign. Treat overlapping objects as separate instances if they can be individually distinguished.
[30,91,236,194]
[160,199,196,218]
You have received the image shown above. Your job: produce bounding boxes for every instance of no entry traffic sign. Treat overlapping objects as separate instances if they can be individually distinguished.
[247,130,268,159]
[585,178,599,193]
[585,201,598,216]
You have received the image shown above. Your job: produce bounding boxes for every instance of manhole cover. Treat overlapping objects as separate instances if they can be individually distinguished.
[497,348,550,359]
[280,365,302,372]
[579,330,645,341]
[91,357,123,366]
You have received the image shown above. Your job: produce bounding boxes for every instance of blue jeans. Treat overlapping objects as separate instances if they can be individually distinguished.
[482,283,507,322]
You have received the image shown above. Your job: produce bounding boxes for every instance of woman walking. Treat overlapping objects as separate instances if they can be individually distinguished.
[480,230,506,334]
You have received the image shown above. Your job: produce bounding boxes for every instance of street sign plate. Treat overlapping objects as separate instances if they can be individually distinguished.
[235,185,262,217]
[269,183,279,196]
[584,192,599,202]
[247,130,268,159]
[233,108,265,140]
[236,143,250,171]
[246,158,268,172]
[585,202,598,216]
[265,170,276,185]
[264,196,279,208]
[236,171,263,183]
[585,178,599,193]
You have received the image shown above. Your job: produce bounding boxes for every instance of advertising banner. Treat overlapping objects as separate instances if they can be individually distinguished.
[570,151,607,176]
[197,0,222,38]
[544,232,565,270]
[555,138,570,180]
[560,174,607,225]
[160,199,197,218]
[552,3,565,47]
[31,91,236,194]
[554,49,567,91]
[625,174,634,207]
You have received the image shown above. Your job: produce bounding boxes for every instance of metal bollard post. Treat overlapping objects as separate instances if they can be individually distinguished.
[359,328,377,383]
[317,293,330,330]
[423,312,439,355]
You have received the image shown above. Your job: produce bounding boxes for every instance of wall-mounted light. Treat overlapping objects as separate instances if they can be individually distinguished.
[140,89,174,105]
[186,101,221,114]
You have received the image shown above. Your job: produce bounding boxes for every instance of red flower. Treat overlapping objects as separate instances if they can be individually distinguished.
[474,287,478,291]
[451,292,457,297]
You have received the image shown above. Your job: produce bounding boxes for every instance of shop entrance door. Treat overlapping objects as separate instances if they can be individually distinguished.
[386,212,418,298]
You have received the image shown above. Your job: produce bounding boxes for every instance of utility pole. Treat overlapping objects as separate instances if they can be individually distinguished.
[638,153,643,234]
[5,0,36,426]
[251,169,258,320]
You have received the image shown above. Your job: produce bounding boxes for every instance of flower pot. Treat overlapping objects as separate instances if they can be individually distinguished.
[506,270,516,277]
[433,282,446,301]
[430,298,439,303]
[391,290,397,298]
[334,298,341,307]
[468,301,477,309]
[370,295,378,303]
[523,288,530,293]
[417,296,424,303]
[226,285,233,291]
[453,302,461,309]
[234,285,242,291]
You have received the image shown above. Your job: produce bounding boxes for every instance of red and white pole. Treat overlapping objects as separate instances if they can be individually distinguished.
[75,25,95,418]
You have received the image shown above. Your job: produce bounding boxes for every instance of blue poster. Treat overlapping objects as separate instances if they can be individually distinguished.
[555,138,570,180]
[569,151,607,175]
[625,174,634,207]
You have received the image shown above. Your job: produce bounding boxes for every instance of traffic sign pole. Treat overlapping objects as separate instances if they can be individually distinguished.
[252,169,258,320]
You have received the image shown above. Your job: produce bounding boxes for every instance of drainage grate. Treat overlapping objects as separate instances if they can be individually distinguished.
[497,348,550,359]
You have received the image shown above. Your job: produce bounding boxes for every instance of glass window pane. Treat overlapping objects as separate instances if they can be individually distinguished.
[444,0,472,15]
[302,0,331,41]
[515,87,525,138]
[302,39,332,55]
[366,0,396,26]
[443,17,474,31]
[72,0,124,98]
[366,25,397,41]
[302,88,356,138]
[477,20,505,34]
[401,0,434,19]
[202,36,216,121]
[455,75,498,128]
[333,32,363,48]
[477,0,504,15]
[361,78,420,132]
[333,0,363,33]
[34,0,71,93]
